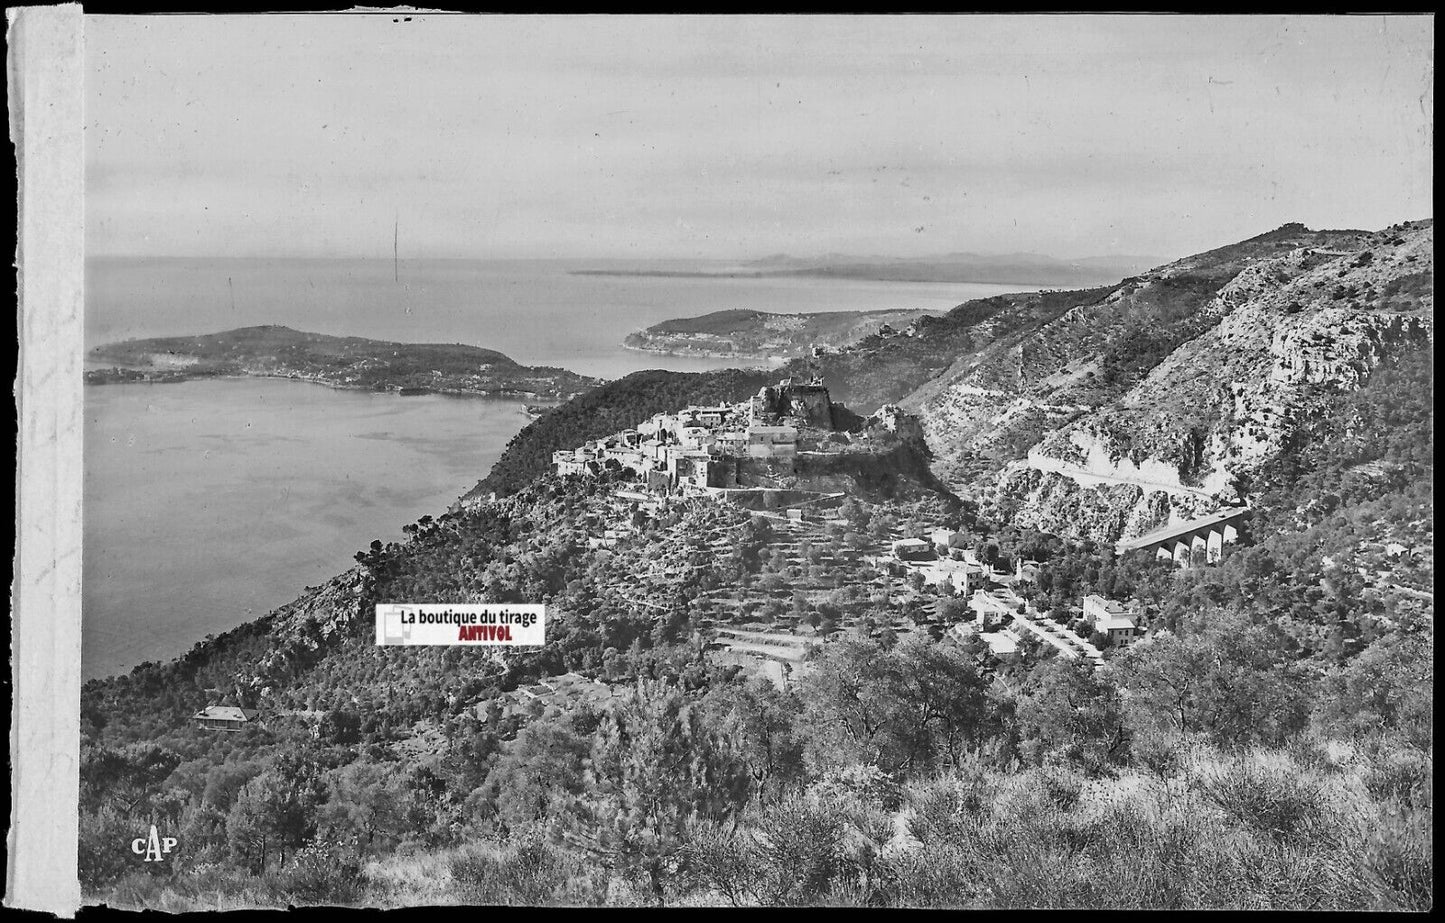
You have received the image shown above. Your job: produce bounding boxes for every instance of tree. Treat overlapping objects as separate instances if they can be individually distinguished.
[799,636,994,776]
[318,759,415,854]
[1112,613,1311,752]
[1314,611,1432,747]
[563,679,751,902]
[80,743,183,814]
[706,678,806,802]
[79,806,149,889]
[319,708,362,745]
[226,752,328,872]
[936,597,967,624]
[481,714,591,830]
[201,759,266,813]
[889,638,995,769]
[1015,658,1128,775]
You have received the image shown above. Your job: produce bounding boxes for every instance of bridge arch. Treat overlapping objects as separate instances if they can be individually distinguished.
[1119,507,1252,565]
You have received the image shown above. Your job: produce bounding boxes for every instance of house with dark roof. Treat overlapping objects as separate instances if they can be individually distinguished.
[192,705,261,732]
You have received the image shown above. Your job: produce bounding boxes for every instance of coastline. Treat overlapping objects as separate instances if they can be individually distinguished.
[620,342,786,365]
[83,370,585,403]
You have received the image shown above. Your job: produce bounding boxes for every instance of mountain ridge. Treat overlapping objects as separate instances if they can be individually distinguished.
[807,219,1433,544]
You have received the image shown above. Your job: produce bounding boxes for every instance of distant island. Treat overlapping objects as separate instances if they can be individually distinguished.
[85,325,602,400]
[574,251,1161,287]
[624,308,939,359]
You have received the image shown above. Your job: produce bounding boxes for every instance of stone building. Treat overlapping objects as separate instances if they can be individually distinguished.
[1081,594,1142,644]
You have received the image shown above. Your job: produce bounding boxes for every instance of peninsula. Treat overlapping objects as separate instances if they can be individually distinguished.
[624,308,938,360]
[85,325,602,400]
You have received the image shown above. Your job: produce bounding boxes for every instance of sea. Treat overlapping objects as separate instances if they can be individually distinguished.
[84,257,1044,680]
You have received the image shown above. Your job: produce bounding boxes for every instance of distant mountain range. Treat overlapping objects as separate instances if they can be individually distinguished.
[572,251,1164,287]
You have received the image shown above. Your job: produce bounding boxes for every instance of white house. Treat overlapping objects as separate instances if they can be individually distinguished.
[930,528,965,551]
[1082,595,1142,644]
[892,538,933,562]
[981,627,1020,656]
[967,588,1024,621]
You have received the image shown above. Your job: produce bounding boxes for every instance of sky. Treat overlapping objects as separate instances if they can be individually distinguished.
[85,14,1433,262]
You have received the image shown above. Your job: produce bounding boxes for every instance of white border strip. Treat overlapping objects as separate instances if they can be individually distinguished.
[7,3,84,916]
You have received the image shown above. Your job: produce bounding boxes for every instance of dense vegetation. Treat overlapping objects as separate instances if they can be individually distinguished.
[463,368,777,500]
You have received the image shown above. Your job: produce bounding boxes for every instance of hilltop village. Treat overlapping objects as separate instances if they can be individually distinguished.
[541,377,1164,693]
[552,377,901,500]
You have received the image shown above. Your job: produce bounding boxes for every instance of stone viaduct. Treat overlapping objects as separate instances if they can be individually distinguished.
[1114,507,1253,565]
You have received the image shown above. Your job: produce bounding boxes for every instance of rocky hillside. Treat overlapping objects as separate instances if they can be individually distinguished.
[782,285,1120,410]
[994,223,1431,542]
[784,221,1432,544]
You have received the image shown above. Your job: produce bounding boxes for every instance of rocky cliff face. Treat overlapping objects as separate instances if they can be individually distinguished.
[994,465,1219,545]
[791,442,956,503]
[897,220,1433,543]
[867,404,926,442]
[1269,310,1433,388]
[238,568,373,700]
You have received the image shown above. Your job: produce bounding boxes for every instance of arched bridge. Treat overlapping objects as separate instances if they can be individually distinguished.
[1115,507,1252,565]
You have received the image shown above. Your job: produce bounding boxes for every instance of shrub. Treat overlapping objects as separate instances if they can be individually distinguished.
[1357,797,1433,911]
[104,872,173,911]
[678,818,759,906]
[449,832,607,906]
[1130,728,1185,777]
[268,836,366,906]
[79,807,157,891]
[1361,747,1431,806]
[905,775,992,845]
[871,844,982,908]
[749,799,851,904]
[682,794,886,905]
[1035,766,1084,812]
[809,764,903,812]
[1193,755,1336,845]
